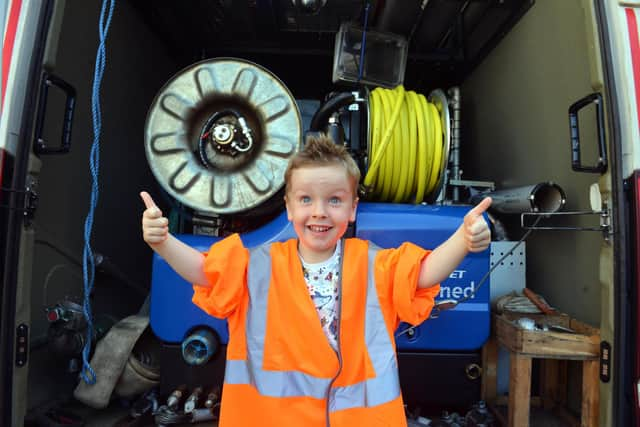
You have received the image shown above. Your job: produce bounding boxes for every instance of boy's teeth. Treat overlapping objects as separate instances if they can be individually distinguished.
[309,225,329,232]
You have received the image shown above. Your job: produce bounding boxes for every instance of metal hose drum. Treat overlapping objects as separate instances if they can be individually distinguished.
[145,58,302,214]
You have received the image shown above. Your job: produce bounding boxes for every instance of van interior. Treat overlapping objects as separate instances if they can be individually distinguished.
[21,0,609,425]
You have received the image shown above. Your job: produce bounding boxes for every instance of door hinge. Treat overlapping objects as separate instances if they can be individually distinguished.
[0,184,38,221]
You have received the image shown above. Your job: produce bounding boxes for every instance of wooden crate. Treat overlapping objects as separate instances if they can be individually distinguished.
[490,312,600,427]
[495,313,599,360]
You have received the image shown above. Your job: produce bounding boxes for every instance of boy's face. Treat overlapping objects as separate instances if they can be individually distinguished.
[285,164,358,263]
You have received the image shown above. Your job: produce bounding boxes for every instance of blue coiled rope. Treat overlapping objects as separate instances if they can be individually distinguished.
[80,0,115,385]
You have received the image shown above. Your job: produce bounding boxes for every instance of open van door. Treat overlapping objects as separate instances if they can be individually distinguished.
[601,1,640,425]
[1,1,66,425]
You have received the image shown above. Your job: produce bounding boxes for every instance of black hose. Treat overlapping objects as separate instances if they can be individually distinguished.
[310,92,357,131]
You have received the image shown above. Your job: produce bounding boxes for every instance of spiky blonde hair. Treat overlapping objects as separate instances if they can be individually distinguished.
[284,133,360,197]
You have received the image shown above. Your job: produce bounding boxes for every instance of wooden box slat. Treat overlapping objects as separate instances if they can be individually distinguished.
[495,313,599,360]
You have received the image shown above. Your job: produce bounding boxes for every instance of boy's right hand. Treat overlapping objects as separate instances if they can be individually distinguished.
[140,191,169,246]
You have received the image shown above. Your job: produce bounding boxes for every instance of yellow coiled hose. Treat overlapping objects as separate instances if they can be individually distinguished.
[364,85,444,203]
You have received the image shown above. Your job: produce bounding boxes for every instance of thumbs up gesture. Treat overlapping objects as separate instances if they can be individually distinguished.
[140,191,169,246]
[462,197,492,253]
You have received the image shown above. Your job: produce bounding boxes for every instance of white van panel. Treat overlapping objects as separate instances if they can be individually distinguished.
[0,0,42,155]
[604,3,640,177]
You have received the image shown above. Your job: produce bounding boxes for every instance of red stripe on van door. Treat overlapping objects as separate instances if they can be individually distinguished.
[626,8,640,425]
[628,9,640,128]
[1,0,23,114]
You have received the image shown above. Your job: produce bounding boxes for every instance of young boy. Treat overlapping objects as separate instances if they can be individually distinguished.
[140,133,491,427]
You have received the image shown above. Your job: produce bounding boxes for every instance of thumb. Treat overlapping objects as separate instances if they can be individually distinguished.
[468,196,492,219]
[140,191,158,210]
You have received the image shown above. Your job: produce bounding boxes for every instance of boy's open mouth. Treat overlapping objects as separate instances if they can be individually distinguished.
[308,225,331,233]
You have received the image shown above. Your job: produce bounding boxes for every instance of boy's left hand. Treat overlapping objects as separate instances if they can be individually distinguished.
[463,197,492,253]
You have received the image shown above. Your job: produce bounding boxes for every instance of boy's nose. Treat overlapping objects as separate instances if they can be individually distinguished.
[312,202,327,217]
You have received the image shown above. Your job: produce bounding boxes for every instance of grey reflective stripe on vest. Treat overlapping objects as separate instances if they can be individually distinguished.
[224,241,400,410]
[329,244,400,411]
[224,243,332,399]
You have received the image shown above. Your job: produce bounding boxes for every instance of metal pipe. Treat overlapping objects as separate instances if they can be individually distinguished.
[473,182,567,214]
[448,87,461,202]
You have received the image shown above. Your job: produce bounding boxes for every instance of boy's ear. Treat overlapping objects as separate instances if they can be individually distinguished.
[350,197,359,222]
[284,195,293,221]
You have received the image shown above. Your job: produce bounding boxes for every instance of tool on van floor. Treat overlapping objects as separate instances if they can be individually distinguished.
[495,292,550,314]
[523,287,557,315]
[129,388,159,419]
[204,386,220,409]
[184,386,203,413]
[166,384,188,410]
[153,404,190,425]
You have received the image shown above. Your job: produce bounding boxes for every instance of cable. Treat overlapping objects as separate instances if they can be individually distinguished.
[80,0,115,385]
[309,92,356,131]
[395,215,543,338]
[364,86,445,203]
[357,2,371,82]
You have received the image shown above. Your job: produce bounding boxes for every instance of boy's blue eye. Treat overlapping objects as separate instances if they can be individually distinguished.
[329,197,341,205]
[300,196,311,204]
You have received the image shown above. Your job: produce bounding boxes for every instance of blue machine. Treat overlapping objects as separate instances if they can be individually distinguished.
[356,203,490,350]
[150,203,490,351]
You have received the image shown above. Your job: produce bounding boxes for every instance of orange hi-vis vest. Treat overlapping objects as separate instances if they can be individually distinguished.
[192,234,440,427]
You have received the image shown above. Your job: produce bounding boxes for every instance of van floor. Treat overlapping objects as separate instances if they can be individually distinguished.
[26,399,575,427]
[490,405,577,427]
[25,399,218,427]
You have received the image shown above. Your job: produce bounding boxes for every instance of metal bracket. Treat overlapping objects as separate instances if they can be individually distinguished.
[192,212,223,236]
[448,178,495,191]
[521,209,610,234]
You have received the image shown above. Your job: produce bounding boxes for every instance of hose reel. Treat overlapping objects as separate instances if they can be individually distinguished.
[365,86,450,203]
[145,58,302,215]
[310,86,451,204]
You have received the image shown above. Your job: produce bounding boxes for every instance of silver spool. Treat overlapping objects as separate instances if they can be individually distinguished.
[427,89,451,202]
[145,58,302,214]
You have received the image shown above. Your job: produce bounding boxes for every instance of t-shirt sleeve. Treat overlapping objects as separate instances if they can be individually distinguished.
[192,233,249,319]
[375,242,441,326]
